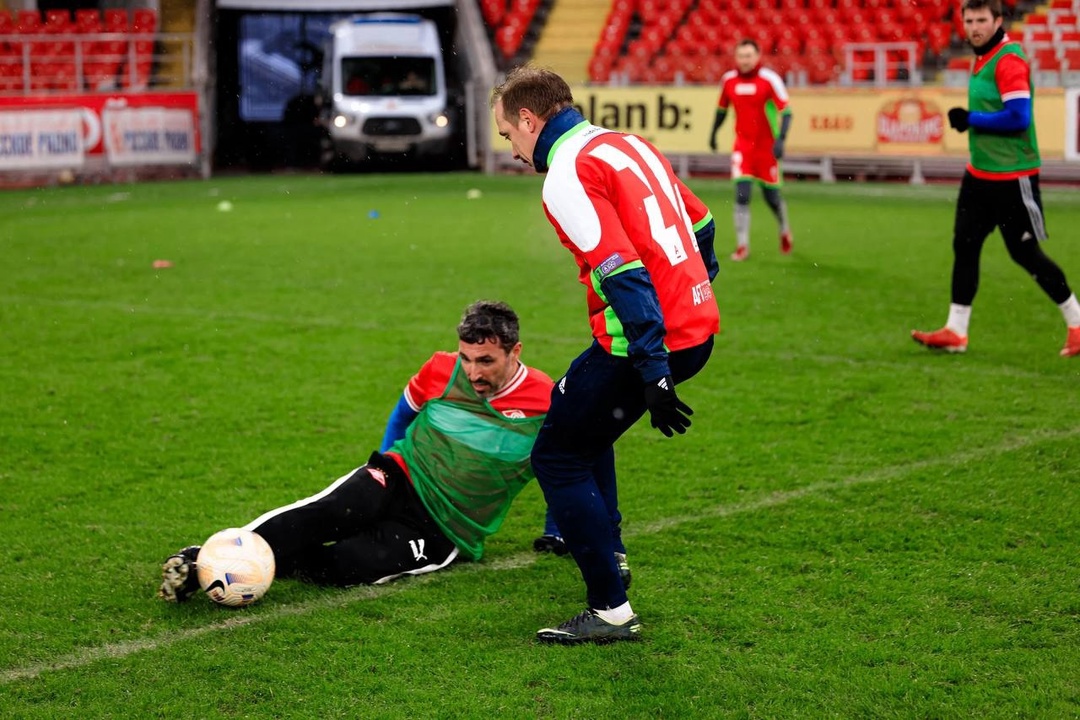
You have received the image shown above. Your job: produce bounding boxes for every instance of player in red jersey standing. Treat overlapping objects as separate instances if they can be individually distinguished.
[492,66,720,644]
[709,39,794,262]
[159,301,554,602]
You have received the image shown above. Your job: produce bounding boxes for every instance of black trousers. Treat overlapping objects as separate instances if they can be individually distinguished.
[952,171,1072,306]
[245,452,458,586]
[531,337,715,611]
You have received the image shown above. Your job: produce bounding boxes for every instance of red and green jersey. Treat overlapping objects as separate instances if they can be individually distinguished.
[968,36,1039,179]
[387,353,553,560]
[403,351,551,418]
[717,65,790,147]
[540,123,719,355]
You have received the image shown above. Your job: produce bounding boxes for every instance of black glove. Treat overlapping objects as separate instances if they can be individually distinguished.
[643,375,693,437]
[948,107,970,133]
[708,134,718,153]
[773,137,785,160]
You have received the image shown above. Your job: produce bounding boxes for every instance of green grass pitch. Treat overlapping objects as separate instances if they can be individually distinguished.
[1,173,1078,718]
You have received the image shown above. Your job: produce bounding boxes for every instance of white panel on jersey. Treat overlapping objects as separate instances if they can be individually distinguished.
[542,126,608,253]
[759,67,790,102]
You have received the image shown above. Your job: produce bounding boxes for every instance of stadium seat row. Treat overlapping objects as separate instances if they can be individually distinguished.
[0,8,157,93]
[481,0,543,60]
[481,0,1074,87]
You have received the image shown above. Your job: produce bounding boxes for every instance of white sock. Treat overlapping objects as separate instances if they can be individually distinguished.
[594,601,634,625]
[946,303,971,337]
[1058,293,1080,327]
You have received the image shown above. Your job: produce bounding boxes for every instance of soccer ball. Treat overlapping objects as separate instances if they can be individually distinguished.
[196,528,276,607]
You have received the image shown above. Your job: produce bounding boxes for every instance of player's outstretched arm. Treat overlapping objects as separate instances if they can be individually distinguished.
[379,394,419,452]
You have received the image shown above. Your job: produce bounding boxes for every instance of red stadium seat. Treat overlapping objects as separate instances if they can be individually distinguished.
[495,22,525,58]
[926,23,953,54]
[0,11,24,92]
[1033,46,1061,67]
[823,24,850,46]
[480,0,504,27]
[588,57,613,83]
[75,9,102,32]
[120,8,157,89]
[16,9,41,33]
[132,7,157,32]
[40,11,77,91]
[774,27,801,56]
[807,55,836,84]
[803,36,831,56]
[1024,29,1056,47]
[1063,47,1080,68]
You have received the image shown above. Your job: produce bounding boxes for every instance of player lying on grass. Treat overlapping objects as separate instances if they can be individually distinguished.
[159,300,563,601]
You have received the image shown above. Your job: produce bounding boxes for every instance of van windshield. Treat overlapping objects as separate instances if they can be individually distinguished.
[341,57,436,97]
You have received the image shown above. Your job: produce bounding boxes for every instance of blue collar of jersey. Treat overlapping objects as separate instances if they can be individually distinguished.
[533,106,588,173]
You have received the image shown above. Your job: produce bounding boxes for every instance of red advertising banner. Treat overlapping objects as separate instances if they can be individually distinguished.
[0,92,199,168]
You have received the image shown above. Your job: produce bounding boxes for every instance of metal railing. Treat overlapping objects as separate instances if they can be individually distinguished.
[0,32,195,94]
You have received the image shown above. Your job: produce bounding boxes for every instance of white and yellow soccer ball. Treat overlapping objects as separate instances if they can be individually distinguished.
[196,529,276,607]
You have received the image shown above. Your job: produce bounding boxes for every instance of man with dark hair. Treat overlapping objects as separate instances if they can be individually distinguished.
[709,39,794,262]
[913,0,1080,356]
[159,300,554,601]
[492,66,720,644]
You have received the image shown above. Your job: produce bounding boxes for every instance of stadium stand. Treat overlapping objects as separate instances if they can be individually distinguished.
[479,0,1080,89]
[0,7,162,94]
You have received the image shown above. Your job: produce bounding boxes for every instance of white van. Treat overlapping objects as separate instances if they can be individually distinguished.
[320,13,453,164]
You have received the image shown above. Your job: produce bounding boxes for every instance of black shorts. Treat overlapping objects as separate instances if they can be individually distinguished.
[955,171,1048,245]
[245,452,459,586]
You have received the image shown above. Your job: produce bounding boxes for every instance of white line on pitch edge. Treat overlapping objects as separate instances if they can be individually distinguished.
[2,425,1077,685]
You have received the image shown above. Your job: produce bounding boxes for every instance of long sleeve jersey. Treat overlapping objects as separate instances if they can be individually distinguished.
[533,107,720,382]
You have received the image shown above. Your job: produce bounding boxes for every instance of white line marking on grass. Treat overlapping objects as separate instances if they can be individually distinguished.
[0,295,383,331]
[0,583,409,685]
[738,349,1074,384]
[2,424,1077,685]
[637,425,1080,535]
[5,295,1077,382]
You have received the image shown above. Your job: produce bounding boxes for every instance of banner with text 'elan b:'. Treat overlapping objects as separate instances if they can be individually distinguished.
[490,86,1069,160]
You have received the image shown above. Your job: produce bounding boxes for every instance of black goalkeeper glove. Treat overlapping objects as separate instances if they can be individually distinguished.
[773,137,786,160]
[643,375,693,437]
[948,107,970,133]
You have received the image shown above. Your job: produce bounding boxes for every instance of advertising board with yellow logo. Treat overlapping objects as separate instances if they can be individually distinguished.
[490,85,1069,160]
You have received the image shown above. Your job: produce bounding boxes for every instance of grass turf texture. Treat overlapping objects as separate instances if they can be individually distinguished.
[1,174,1078,718]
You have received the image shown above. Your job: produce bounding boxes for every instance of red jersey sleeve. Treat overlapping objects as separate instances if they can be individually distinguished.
[403,351,455,411]
[677,179,711,227]
[717,73,734,110]
[995,53,1031,102]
